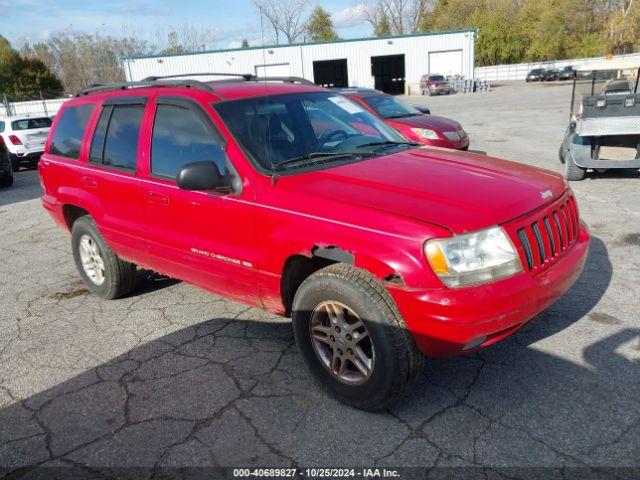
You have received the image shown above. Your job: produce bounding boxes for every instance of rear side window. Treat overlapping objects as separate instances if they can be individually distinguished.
[11,118,52,130]
[151,104,227,179]
[0,121,5,133]
[50,105,94,159]
[90,105,144,171]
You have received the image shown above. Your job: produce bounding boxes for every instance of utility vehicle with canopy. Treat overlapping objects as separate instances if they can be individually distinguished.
[559,58,640,180]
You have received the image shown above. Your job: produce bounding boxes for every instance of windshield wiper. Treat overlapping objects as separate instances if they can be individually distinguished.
[271,151,374,171]
[355,140,420,149]
[385,113,418,119]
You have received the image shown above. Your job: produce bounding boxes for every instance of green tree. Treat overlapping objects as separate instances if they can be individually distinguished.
[306,6,338,41]
[241,39,250,48]
[473,0,527,65]
[374,11,392,36]
[0,35,62,99]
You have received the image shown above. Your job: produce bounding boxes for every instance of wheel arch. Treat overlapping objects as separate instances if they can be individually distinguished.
[62,204,90,231]
[280,245,403,316]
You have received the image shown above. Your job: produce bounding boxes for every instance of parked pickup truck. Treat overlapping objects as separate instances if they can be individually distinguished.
[39,74,590,410]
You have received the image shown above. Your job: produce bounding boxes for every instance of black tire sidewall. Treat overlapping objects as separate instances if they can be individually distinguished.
[71,217,115,298]
[292,273,404,409]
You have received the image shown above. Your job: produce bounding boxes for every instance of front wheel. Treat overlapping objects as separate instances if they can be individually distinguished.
[71,215,137,299]
[565,151,585,181]
[292,264,424,411]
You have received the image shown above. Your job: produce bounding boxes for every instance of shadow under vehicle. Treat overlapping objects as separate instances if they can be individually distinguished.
[559,58,640,180]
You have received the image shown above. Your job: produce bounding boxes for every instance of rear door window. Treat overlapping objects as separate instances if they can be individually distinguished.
[50,105,94,159]
[151,104,227,179]
[90,104,144,171]
[11,118,52,130]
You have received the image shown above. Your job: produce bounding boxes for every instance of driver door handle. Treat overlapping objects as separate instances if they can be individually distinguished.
[146,190,169,206]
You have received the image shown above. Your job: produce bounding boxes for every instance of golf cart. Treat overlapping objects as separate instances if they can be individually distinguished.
[559,58,640,180]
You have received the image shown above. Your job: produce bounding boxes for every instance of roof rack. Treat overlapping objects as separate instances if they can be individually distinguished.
[75,74,318,97]
[142,73,256,82]
[74,79,214,97]
[143,73,315,86]
[254,76,315,86]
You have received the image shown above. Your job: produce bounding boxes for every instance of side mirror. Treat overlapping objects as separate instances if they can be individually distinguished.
[414,105,430,115]
[177,161,229,191]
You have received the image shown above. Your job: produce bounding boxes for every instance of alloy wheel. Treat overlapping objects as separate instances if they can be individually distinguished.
[78,234,106,285]
[309,300,375,384]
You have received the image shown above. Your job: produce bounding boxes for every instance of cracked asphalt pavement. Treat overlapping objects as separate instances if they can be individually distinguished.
[0,82,638,478]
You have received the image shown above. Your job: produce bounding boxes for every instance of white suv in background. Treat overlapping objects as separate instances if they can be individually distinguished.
[0,115,52,171]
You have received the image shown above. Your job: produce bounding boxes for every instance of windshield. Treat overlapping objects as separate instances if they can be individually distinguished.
[361,95,420,119]
[11,117,52,130]
[214,92,410,173]
[428,75,445,82]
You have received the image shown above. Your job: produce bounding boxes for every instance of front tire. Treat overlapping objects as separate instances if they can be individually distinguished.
[292,263,424,411]
[565,151,586,181]
[71,216,137,299]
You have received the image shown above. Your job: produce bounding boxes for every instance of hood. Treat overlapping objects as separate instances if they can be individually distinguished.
[277,148,567,234]
[386,114,461,132]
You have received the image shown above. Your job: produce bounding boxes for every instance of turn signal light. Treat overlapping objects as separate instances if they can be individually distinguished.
[425,242,448,275]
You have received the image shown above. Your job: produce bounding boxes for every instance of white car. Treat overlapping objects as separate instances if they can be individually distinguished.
[0,115,52,171]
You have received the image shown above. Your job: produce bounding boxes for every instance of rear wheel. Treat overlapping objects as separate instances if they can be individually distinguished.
[71,216,137,299]
[292,263,424,411]
[565,151,586,181]
[0,173,13,187]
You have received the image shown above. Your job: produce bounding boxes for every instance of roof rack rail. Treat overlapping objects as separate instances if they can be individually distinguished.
[74,79,214,97]
[254,76,315,86]
[75,74,317,97]
[142,73,256,82]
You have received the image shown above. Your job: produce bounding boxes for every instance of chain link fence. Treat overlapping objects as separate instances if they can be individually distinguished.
[1,90,69,118]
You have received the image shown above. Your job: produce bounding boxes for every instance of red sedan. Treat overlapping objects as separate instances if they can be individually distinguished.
[337,88,470,150]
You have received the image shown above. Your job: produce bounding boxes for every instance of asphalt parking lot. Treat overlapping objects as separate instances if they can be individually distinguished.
[0,81,638,477]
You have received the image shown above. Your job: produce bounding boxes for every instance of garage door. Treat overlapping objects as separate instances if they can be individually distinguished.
[255,63,290,78]
[428,50,463,76]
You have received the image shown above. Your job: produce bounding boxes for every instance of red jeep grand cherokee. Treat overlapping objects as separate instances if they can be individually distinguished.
[39,75,589,410]
[336,88,470,150]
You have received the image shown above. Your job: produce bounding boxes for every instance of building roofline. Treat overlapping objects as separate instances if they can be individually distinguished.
[121,29,476,62]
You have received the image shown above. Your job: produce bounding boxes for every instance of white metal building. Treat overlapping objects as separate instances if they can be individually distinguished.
[122,30,476,95]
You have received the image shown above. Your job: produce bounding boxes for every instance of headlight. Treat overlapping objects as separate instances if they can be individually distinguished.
[443,131,461,141]
[411,128,439,140]
[425,226,522,287]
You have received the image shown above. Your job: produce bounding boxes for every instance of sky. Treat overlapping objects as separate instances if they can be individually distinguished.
[0,0,373,49]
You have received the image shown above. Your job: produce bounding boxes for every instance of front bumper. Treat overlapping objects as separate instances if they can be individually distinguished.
[389,221,590,357]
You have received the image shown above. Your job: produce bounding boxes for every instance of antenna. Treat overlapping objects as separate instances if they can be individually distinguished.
[260,5,273,174]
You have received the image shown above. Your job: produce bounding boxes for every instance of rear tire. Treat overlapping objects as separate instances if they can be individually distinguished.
[292,263,424,411]
[71,215,137,299]
[0,173,13,187]
[565,152,586,181]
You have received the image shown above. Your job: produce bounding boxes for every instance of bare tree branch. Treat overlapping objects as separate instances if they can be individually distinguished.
[254,0,311,44]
